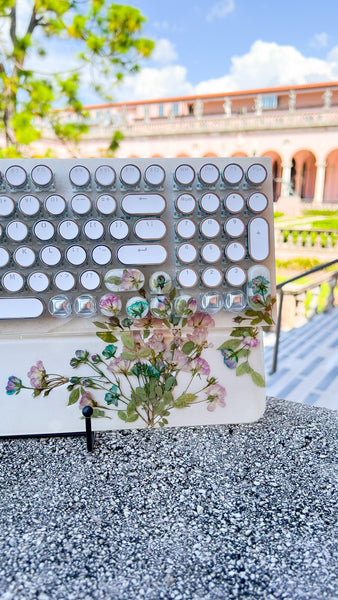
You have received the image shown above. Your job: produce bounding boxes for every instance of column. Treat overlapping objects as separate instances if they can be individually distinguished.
[254,95,262,116]
[314,163,326,204]
[281,163,292,197]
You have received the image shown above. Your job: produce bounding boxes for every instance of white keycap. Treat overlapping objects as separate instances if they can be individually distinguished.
[96,194,117,215]
[200,193,220,213]
[226,266,246,287]
[19,195,41,216]
[246,164,267,185]
[120,164,141,186]
[5,165,27,187]
[122,194,166,215]
[224,193,245,213]
[6,221,28,242]
[66,245,87,266]
[95,165,116,187]
[175,164,195,186]
[40,246,61,267]
[199,164,219,185]
[109,220,129,240]
[134,219,167,240]
[69,165,90,187]
[223,163,243,185]
[202,268,223,288]
[224,217,245,238]
[0,297,44,319]
[177,243,198,264]
[54,271,76,291]
[200,218,221,238]
[2,271,24,292]
[71,194,92,215]
[59,220,80,240]
[247,192,268,212]
[144,164,165,186]
[176,194,196,214]
[225,241,246,262]
[92,245,112,265]
[31,165,53,187]
[0,248,10,268]
[14,247,36,268]
[0,195,15,217]
[117,244,167,265]
[177,268,198,288]
[248,218,269,261]
[84,219,104,240]
[80,270,101,290]
[201,243,222,263]
[176,219,196,239]
[45,195,66,216]
[28,272,50,292]
[33,220,55,241]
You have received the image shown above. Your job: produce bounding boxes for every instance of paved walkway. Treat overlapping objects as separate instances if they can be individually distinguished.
[264,307,338,410]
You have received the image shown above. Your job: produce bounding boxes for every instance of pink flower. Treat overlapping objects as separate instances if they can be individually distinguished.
[164,349,189,370]
[186,327,209,345]
[251,294,262,304]
[206,383,226,412]
[99,294,122,316]
[187,312,215,329]
[191,357,210,376]
[145,332,167,353]
[108,357,131,374]
[79,392,95,409]
[243,336,259,348]
[120,269,144,291]
[133,316,164,329]
[27,361,46,389]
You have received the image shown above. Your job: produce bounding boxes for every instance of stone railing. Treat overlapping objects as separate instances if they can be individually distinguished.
[275,228,338,250]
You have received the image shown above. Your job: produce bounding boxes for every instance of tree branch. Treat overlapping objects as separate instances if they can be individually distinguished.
[9,6,16,46]
[26,5,38,36]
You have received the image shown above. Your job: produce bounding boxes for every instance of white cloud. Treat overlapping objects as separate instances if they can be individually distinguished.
[310,32,329,49]
[152,38,178,65]
[206,0,235,22]
[117,65,194,101]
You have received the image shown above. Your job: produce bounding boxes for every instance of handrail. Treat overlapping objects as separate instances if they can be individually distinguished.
[270,258,338,374]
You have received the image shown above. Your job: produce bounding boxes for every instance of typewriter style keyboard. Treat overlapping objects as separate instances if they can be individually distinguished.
[0,158,274,320]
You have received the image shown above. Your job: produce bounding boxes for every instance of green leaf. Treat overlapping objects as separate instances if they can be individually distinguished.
[237,348,250,358]
[133,387,147,402]
[251,371,265,387]
[163,390,173,404]
[250,317,263,325]
[143,329,151,339]
[218,339,241,351]
[138,348,151,358]
[96,331,118,343]
[68,387,80,406]
[93,321,108,329]
[118,410,127,422]
[182,341,195,355]
[262,314,273,325]
[169,288,176,301]
[245,309,259,317]
[236,362,253,376]
[127,401,137,416]
[126,413,139,422]
[164,376,177,391]
[92,409,106,419]
[120,351,136,360]
[181,318,187,328]
[121,332,135,349]
[173,393,197,408]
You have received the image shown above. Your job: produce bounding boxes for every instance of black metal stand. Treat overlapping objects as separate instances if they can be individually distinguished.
[82,406,95,452]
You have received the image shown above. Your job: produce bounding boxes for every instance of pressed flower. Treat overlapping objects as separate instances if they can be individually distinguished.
[221,349,238,369]
[206,383,226,411]
[191,357,210,376]
[6,376,22,395]
[186,327,209,345]
[145,332,166,353]
[107,357,131,374]
[102,344,117,359]
[120,269,145,291]
[242,336,259,348]
[104,385,120,406]
[99,294,122,316]
[27,361,46,389]
[187,312,215,329]
[79,392,95,409]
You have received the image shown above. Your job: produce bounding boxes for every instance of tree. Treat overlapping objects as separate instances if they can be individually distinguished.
[0,1,154,156]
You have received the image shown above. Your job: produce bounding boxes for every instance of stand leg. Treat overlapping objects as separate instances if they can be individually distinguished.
[82,406,95,452]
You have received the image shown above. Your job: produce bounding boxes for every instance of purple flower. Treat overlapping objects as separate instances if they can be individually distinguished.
[242,336,259,348]
[221,350,237,369]
[251,294,262,304]
[79,392,95,410]
[107,357,131,374]
[187,312,215,329]
[99,294,122,316]
[120,269,144,291]
[164,349,189,370]
[27,361,46,389]
[6,376,22,395]
[186,327,209,346]
[191,357,210,376]
[145,332,167,353]
[206,383,226,412]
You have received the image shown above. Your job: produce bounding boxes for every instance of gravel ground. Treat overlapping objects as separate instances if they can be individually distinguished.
[0,397,337,600]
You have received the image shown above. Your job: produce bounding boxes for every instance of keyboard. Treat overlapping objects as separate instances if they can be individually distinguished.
[0,158,275,323]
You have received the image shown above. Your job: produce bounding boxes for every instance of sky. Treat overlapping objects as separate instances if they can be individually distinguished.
[5,0,338,104]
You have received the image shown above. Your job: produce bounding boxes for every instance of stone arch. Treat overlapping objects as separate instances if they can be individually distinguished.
[291,149,316,200]
[231,151,247,157]
[324,149,338,203]
[176,153,190,157]
[262,151,282,202]
[203,152,218,157]
[151,154,163,158]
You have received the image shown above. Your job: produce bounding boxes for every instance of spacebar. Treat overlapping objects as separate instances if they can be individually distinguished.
[0,298,44,319]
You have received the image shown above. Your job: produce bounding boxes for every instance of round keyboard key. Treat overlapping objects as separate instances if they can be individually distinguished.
[199,164,220,185]
[109,219,129,240]
[0,248,10,267]
[95,165,116,187]
[223,163,243,185]
[144,164,165,186]
[96,194,117,215]
[174,294,197,316]
[177,243,198,264]
[74,294,97,317]
[224,217,245,238]
[224,193,245,213]
[149,271,172,294]
[84,219,104,240]
[0,195,15,217]
[33,220,55,241]
[92,245,112,266]
[225,241,246,262]
[175,164,195,186]
[80,270,101,291]
[126,296,149,319]
[54,271,76,291]
[226,266,247,287]
[5,165,27,187]
[66,245,86,266]
[247,192,268,212]
[48,295,72,318]
[19,195,41,216]
[120,164,141,186]
[176,193,196,215]
[40,245,61,267]
[200,193,220,213]
[45,195,66,216]
[69,165,90,187]
[31,164,53,187]
[200,218,221,239]
[177,268,198,288]
[134,219,167,240]
[225,290,247,312]
[201,243,222,263]
[201,267,223,288]
[59,220,80,241]
[2,271,24,292]
[28,272,50,292]
[71,194,92,215]
[246,163,267,185]
[176,219,197,239]
[6,221,28,242]
[99,293,122,316]
[201,292,224,313]
[13,246,36,268]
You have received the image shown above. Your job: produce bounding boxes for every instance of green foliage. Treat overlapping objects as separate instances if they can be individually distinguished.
[275,258,321,270]
[273,212,284,218]
[311,219,338,230]
[302,210,338,217]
